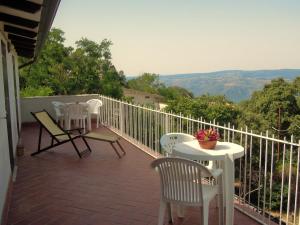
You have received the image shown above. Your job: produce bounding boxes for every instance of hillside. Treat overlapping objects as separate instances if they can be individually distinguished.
[158,69,300,102]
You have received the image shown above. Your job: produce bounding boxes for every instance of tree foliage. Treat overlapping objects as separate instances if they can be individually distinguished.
[238,78,300,137]
[20,28,125,98]
[166,95,240,125]
[127,73,163,94]
[158,86,194,100]
[127,73,193,101]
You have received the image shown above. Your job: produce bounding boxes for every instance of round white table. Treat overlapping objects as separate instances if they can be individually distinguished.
[173,140,244,225]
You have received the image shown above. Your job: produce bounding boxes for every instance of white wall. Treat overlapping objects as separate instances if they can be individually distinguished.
[15,58,21,133]
[0,32,14,222]
[21,94,100,123]
[6,51,19,155]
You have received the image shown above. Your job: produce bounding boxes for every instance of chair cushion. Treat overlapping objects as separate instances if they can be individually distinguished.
[84,132,119,142]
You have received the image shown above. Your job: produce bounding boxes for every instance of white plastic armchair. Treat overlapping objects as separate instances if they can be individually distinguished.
[160,133,195,156]
[160,133,218,174]
[151,157,223,225]
[86,99,103,128]
[51,101,65,126]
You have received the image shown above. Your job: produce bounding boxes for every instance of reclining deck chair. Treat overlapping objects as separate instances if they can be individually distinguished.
[31,110,126,158]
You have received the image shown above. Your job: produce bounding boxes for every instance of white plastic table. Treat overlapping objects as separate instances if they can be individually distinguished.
[173,140,244,225]
[62,102,91,131]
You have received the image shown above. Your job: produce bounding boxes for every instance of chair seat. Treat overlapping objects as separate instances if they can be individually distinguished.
[84,132,119,142]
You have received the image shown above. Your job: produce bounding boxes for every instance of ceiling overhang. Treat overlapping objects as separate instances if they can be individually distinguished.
[0,0,61,58]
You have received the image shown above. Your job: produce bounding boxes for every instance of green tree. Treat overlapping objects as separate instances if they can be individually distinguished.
[166,95,239,125]
[19,28,72,93]
[20,28,125,98]
[238,78,300,136]
[158,86,194,100]
[128,73,193,101]
[127,73,164,94]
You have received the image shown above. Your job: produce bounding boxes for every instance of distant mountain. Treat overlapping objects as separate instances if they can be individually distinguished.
[158,69,300,102]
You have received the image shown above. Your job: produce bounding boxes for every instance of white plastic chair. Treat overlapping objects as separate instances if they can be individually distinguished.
[160,133,218,173]
[64,103,89,132]
[51,101,65,126]
[151,157,223,225]
[86,99,103,128]
[160,133,195,156]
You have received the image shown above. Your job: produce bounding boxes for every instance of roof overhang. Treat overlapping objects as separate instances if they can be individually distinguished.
[0,0,61,58]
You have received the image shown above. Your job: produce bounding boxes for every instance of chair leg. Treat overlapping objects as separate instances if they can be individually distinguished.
[177,204,185,218]
[37,125,43,152]
[110,143,122,158]
[167,202,173,223]
[83,118,86,133]
[68,118,71,130]
[158,200,167,225]
[82,137,92,152]
[70,139,82,158]
[116,140,126,155]
[218,175,224,225]
[96,115,99,128]
[202,202,209,225]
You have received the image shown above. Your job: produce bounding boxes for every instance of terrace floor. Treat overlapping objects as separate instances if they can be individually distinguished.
[7,123,261,225]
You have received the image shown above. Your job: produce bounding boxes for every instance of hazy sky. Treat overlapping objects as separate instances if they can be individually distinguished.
[52,0,300,76]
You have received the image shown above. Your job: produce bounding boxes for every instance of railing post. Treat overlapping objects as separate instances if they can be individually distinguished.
[119,101,124,134]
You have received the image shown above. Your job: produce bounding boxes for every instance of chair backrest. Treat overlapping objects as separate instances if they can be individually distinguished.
[51,101,65,117]
[32,111,66,137]
[86,99,103,114]
[151,157,212,205]
[65,103,88,119]
[160,133,195,155]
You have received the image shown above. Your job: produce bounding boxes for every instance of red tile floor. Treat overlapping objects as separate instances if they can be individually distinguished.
[7,123,261,225]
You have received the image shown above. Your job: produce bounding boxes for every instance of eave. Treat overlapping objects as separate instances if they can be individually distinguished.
[0,0,61,58]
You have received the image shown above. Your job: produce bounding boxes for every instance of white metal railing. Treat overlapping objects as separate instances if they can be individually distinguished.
[98,95,300,225]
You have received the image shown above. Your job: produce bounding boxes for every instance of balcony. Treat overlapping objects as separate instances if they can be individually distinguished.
[6,94,299,225]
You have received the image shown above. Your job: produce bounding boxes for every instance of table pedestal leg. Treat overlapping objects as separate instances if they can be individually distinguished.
[224,154,235,225]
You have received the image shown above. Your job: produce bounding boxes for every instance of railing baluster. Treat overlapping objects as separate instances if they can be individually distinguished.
[286,136,294,224]
[279,137,286,225]
[257,133,263,212]
[248,130,253,204]
[263,131,269,220]
[243,127,248,204]
[293,141,300,225]
[232,125,235,142]
[268,135,275,223]
[238,127,243,204]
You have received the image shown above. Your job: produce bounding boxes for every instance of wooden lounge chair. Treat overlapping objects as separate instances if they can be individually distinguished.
[31,110,126,158]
